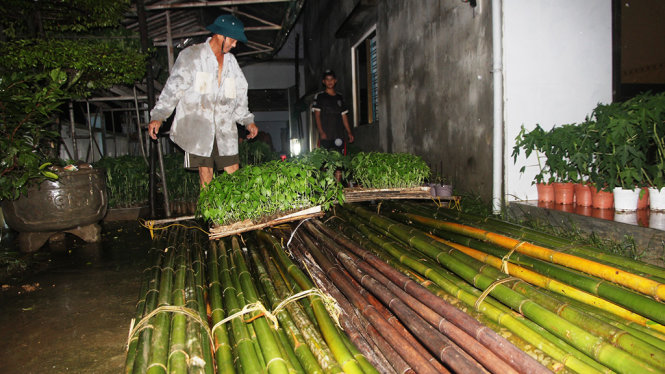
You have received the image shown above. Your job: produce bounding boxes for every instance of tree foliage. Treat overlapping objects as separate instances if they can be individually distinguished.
[0,0,147,200]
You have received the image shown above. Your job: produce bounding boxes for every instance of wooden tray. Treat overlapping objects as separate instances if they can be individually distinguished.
[343,186,447,203]
[208,206,323,240]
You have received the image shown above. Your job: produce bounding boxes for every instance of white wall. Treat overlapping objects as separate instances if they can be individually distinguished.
[503,0,612,201]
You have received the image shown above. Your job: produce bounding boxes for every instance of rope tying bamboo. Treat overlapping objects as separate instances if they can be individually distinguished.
[210,288,341,336]
[126,305,214,352]
[139,218,210,236]
[474,277,520,311]
[501,246,520,275]
[286,218,311,256]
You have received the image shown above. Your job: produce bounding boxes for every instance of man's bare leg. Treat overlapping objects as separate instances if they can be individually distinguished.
[199,166,214,187]
[199,164,239,187]
[224,163,239,174]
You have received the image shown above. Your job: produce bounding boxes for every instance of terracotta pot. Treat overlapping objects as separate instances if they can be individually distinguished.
[553,182,575,204]
[574,183,592,207]
[591,188,614,210]
[536,183,554,202]
[637,187,649,210]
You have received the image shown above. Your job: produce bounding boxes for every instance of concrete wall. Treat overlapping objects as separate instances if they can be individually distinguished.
[302,0,613,203]
[303,0,494,199]
[504,0,612,201]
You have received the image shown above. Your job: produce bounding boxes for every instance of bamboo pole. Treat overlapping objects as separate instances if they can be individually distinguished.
[402,212,665,333]
[168,249,189,373]
[184,251,207,374]
[256,231,366,374]
[218,240,264,373]
[248,240,324,374]
[346,204,664,374]
[430,234,665,369]
[336,211,607,374]
[231,236,290,373]
[192,243,214,374]
[206,242,235,374]
[304,221,520,374]
[146,246,177,374]
[413,202,665,281]
[258,240,344,374]
[290,242,400,374]
[125,249,163,374]
[293,230,442,374]
[311,218,552,374]
[402,211,665,303]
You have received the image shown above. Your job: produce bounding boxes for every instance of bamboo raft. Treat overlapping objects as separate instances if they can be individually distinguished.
[208,206,323,240]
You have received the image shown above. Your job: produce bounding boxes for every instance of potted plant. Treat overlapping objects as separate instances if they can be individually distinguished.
[0,0,147,251]
[593,97,651,211]
[513,124,554,202]
[643,93,665,210]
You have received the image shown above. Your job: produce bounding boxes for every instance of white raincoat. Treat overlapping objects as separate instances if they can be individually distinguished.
[150,37,254,157]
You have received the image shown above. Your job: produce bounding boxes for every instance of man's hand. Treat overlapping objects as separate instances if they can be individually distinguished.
[348,133,355,143]
[319,131,328,140]
[246,123,259,139]
[148,120,162,140]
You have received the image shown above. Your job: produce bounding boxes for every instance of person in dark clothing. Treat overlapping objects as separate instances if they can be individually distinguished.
[312,69,354,154]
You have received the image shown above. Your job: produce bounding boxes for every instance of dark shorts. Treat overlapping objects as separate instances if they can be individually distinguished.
[186,142,239,170]
[320,138,346,154]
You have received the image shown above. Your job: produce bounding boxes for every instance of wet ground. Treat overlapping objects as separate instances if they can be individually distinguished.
[0,221,153,374]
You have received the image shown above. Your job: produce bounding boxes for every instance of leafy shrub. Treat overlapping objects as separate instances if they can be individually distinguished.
[351,152,430,188]
[198,160,343,225]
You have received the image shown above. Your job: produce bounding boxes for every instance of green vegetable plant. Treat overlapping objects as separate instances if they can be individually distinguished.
[293,148,351,182]
[198,160,343,225]
[350,152,430,189]
[512,124,553,185]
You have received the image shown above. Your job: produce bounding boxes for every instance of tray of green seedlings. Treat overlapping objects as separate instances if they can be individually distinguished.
[345,152,432,201]
[199,158,343,238]
[94,155,149,208]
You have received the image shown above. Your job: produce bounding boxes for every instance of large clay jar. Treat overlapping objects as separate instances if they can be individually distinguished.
[2,168,107,251]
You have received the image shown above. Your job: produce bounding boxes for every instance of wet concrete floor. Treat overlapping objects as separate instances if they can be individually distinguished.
[0,221,153,374]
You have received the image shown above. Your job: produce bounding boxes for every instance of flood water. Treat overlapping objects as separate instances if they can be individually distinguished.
[0,221,153,374]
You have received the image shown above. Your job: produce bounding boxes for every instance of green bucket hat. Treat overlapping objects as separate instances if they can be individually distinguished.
[206,14,248,43]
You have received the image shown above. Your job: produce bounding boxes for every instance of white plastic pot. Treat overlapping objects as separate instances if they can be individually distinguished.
[613,187,639,212]
[648,187,665,211]
[650,212,665,230]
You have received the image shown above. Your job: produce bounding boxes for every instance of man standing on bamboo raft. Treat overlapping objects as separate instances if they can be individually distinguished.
[148,14,259,187]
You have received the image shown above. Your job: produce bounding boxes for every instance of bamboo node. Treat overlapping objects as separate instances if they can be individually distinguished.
[474,277,520,311]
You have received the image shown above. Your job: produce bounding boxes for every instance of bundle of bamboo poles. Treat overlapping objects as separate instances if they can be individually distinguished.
[279,218,550,374]
[329,202,665,374]
[123,226,378,374]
